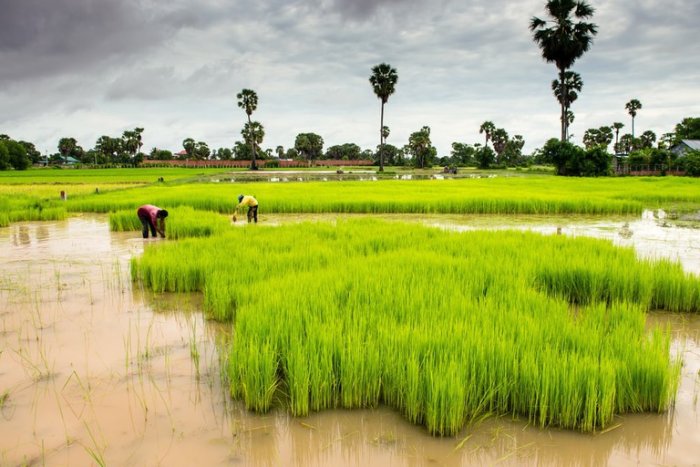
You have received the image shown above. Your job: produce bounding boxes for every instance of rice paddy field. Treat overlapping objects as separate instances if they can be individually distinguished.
[1,167,700,465]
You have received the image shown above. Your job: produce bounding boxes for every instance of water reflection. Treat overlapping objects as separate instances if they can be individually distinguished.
[1,214,699,466]
[12,225,31,246]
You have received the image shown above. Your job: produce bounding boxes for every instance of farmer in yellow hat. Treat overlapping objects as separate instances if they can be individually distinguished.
[233,194,258,223]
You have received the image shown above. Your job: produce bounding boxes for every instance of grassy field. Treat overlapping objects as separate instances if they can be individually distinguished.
[2,167,698,435]
[58,175,700,217]
[0,167,231,184]
[131,219,693,435]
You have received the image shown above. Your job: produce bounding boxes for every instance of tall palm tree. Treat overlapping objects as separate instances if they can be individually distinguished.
[612,122,624,151]
[625,99,642,138]
[552,71,583,140]
[530,0,598,141]
[479,121,496,148]
[237,89,259,170]
[369,63,398,172]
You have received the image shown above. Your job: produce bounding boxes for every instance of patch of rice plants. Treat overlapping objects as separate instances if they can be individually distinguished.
[111,206,230,239]
[132,219,695,435]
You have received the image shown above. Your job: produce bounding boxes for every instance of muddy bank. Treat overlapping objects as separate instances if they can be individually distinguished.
[0,213,698,466]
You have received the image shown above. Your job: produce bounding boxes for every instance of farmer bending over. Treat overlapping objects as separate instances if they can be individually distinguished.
[137,204,168,238]
[234,194,258,223]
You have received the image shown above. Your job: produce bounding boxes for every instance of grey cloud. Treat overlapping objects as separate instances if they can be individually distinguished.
[0,0,174,84]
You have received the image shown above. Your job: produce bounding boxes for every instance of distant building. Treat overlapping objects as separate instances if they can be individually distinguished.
[670,139,700,157]
[64,156,81,165]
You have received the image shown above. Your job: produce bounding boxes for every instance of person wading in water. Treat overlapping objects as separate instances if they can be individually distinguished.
[137,204,168,238]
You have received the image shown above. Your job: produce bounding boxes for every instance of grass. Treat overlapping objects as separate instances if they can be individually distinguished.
[0,167,230,184]
[109,206,231,239]
[60,176,700,217]
[131,219,693,435]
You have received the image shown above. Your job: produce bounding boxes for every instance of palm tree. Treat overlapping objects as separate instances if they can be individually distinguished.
[369,63,398,172]
[563,110,575,139]
[612,122,624,152]
[382,125,390,145]
[625,99,642,138]
[552,71,583,139]
[182,138,195,160]
[237,89,259,170]
[241,121,265,161]
[479,121,496,148]
[530,0,598,141]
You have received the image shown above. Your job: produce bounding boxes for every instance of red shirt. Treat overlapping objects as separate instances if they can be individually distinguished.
[137,204,160,225]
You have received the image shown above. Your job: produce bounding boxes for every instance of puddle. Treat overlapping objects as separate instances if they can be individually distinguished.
[1,212,699,466]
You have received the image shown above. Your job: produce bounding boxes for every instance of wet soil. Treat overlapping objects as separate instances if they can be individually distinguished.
[1,212,699,466]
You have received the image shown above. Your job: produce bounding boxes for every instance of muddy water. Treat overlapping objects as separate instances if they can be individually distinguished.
[1,213,699,466]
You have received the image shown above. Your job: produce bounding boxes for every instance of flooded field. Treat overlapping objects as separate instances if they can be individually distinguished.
[1,213,699,466]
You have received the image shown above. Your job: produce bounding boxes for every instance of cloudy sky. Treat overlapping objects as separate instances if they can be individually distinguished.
[1,0,699,156]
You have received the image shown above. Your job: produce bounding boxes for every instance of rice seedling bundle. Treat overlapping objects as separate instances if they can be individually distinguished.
[132,219,695,435]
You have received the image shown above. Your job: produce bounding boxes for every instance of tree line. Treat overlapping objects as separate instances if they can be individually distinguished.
[2,1,699,175]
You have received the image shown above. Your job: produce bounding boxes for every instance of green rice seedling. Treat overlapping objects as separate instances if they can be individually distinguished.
[60,176,700,217]
[109,209,142,231]
[111,206,230,239]
[132,219,695,435]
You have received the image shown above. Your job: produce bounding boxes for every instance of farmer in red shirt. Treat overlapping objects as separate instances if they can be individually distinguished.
[137,204,168,238]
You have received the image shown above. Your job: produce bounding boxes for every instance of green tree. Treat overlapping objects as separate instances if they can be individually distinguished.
[502,135,526,166]
[95,136,122,163]
[673,117,700,145]
[369,63,398,172]
[474,145,496,169]
[407,126,435,169]
[8,141,30,170]
[639,130,656,149]
[194,141,211,160]
[539,138,583,175]
[216,148,233,160]
[241,122,265,160]
[381,125,390,145]
[625,99,642,138]
[18,141,41,165]
[233,141,254,160]
[122,127,144,160]
[530,0,597,141]
[611,122,624,152]
[326,143,362,160]
[552,71,583,139]
[681,150,700,176]
[0,138,30,170]
[451,142,476,166]
[182,138,195,160]
[479,121,496,148]
[581,146,612,176]
[374,143,402,166]
[150,148,173,160]
[0,141,9,170]
[237,88,259,170]
[58,137,82,163]
[618,133,637,154]
[294,133,324,161]
[491,128,509,162]
[659,133,676,149]
[564,110,575,138]
[583,126,613,150]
